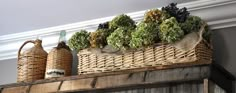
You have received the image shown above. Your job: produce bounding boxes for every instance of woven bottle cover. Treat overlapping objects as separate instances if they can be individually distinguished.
[45,31,72,78]
[17,39,47,82]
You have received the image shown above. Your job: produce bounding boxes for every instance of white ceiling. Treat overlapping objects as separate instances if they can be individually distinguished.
[0,0,194,35]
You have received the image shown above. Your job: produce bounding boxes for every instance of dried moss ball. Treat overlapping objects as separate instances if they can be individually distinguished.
[68,30,90,50]
[180,16,204,35]
[107,27,133,50]
[129,21,159,49]
[109,14,136,30]
[144,9,162,23]
[160,17,184,43]
[90,29,112,48]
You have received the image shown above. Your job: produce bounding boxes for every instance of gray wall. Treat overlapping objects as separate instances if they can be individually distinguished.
[0,59,17,84]
[213,27,236,91]
[0,0,192,35]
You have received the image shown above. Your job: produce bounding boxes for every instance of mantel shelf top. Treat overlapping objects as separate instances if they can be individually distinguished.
[0,63,234,93]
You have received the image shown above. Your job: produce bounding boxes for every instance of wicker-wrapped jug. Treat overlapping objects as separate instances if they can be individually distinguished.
[45,41,72,78]
[17,39,48,82]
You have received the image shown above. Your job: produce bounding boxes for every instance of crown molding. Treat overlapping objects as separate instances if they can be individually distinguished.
[0,0,236,61]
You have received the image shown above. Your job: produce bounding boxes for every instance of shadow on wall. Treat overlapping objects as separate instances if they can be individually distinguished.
[212,27,236,93]
[71,50,78,75]
[212,29,229,66]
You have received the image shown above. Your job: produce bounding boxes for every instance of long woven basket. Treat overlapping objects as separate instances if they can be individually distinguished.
[77,40,212,74]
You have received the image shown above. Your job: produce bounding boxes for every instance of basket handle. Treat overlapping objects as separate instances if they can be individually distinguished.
[18,40,35,60]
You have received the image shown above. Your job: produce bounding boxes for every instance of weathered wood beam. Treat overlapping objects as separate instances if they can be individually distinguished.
[0,61,210,88]
[57,80,203,93]
[1,86,29,93]
[57,65,209,93]
[0,63,234,93]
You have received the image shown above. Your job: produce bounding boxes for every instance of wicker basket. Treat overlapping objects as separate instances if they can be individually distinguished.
[45,42,72,78]
[17,39,48,82]
[77,40,212,74]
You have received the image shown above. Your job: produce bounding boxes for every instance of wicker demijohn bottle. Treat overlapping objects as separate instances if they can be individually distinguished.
[45,31,72,78]
[17,39,48,82]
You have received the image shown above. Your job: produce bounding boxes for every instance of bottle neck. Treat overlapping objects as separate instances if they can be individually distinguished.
[59,30,66,43]
[34,39,43,48]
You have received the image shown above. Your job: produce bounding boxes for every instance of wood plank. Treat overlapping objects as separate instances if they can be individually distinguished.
[95,72,145,89]
[29,82,61,93]
[55,66,211,93]
[60,78,94,91]
[204,79,209,93]
[0,62,210,88]
[0,64,234,93]
[103,82,202,93]
[145,66,209,83]
[1,86,29,93]
[204,79,227,93]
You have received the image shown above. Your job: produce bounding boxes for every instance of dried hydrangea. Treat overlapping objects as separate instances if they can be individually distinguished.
[180,16,211,43]
[98,22,109,29]
[159,17,184,43]
[203,25,211,43]
[129,21,159,49]
[68,30,90,50]
[109,14,136,30]
[107,27,133,50]
[180,16,204,34]
[161,10,171,22]
[90,29,112,48]
[162,3,189,23]
[144,9,162,23]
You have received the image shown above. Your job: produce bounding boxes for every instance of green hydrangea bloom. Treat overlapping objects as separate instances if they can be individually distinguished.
[107,27,133,50]
[129,21,159,49]
[109,14,136,30]
[68,30,90,50]
[160,17,184,43]
[180,16,203,34]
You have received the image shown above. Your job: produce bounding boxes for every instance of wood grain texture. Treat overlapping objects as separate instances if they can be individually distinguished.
[204,79,209,93]
[0,62,210,88]
[107,82,203,93]
[57,66,209,92]
[145,66,209,83]
[60,78,94,91]
[29,82,61,93]
[0,64,233,93]
[95,72,145,89]
[1,86,29,93]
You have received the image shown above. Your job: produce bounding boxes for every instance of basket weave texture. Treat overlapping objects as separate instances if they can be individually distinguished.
[46,48,72,78]
[17,39,48,82]
[77,40,212,74]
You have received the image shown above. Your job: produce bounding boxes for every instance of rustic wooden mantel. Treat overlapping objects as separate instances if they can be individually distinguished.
[0,63,234,93]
